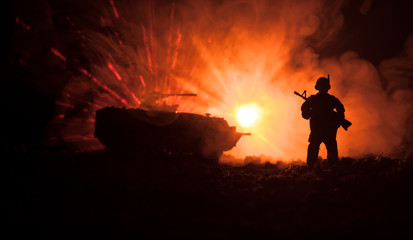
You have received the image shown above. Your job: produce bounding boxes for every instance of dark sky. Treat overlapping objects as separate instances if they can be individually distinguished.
[4,0,413,146]
[315,0,412,65]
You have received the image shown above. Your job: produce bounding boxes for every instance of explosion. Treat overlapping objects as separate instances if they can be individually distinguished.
[10,0,413,163]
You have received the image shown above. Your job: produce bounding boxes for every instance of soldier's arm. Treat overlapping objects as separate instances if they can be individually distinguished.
[334,97,345,119]
[301,97,312,120]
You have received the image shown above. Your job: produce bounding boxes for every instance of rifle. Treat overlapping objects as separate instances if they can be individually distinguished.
[294,90,352,131]
[294,90,307,100]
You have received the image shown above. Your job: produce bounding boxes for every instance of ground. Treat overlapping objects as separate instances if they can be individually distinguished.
[3,147,413,238]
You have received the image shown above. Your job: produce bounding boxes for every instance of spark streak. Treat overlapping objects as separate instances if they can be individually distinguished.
[108,63,122,81]
[15,17,31,31]
[50,48,67,61]
[109,0,119,19]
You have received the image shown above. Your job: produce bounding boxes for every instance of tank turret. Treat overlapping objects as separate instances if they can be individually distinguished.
[139,91,197,112]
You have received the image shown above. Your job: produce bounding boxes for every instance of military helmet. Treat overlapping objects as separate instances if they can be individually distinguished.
[315,77,330,91]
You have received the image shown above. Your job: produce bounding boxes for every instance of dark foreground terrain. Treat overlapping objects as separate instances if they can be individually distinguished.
[3,147,413,239]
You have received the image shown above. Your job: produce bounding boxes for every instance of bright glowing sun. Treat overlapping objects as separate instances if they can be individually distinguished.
[237,104,259,127]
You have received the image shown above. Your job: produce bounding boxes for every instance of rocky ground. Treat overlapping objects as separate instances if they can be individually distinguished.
[3,147,413,238]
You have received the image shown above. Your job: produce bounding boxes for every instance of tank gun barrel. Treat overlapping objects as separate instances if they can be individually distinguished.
[163,93,197,97]
[240,132,251,136]
[148,92,197,98]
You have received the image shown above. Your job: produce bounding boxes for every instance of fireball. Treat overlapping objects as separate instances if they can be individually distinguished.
[236,104,260,127]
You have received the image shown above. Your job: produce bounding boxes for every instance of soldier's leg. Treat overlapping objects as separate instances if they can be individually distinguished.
[307,140,321,168]
[325,129,339,165]
[325,140,338,165]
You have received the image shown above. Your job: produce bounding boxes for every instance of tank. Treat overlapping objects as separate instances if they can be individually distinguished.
[94,106,249,163]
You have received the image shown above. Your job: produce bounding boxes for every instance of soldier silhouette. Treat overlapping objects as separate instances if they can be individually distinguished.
[301,76,346,168]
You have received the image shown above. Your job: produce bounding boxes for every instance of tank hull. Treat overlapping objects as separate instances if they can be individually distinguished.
[94,107,245,163]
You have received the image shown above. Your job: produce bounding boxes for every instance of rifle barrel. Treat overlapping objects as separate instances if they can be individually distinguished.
[294,91,307,100]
